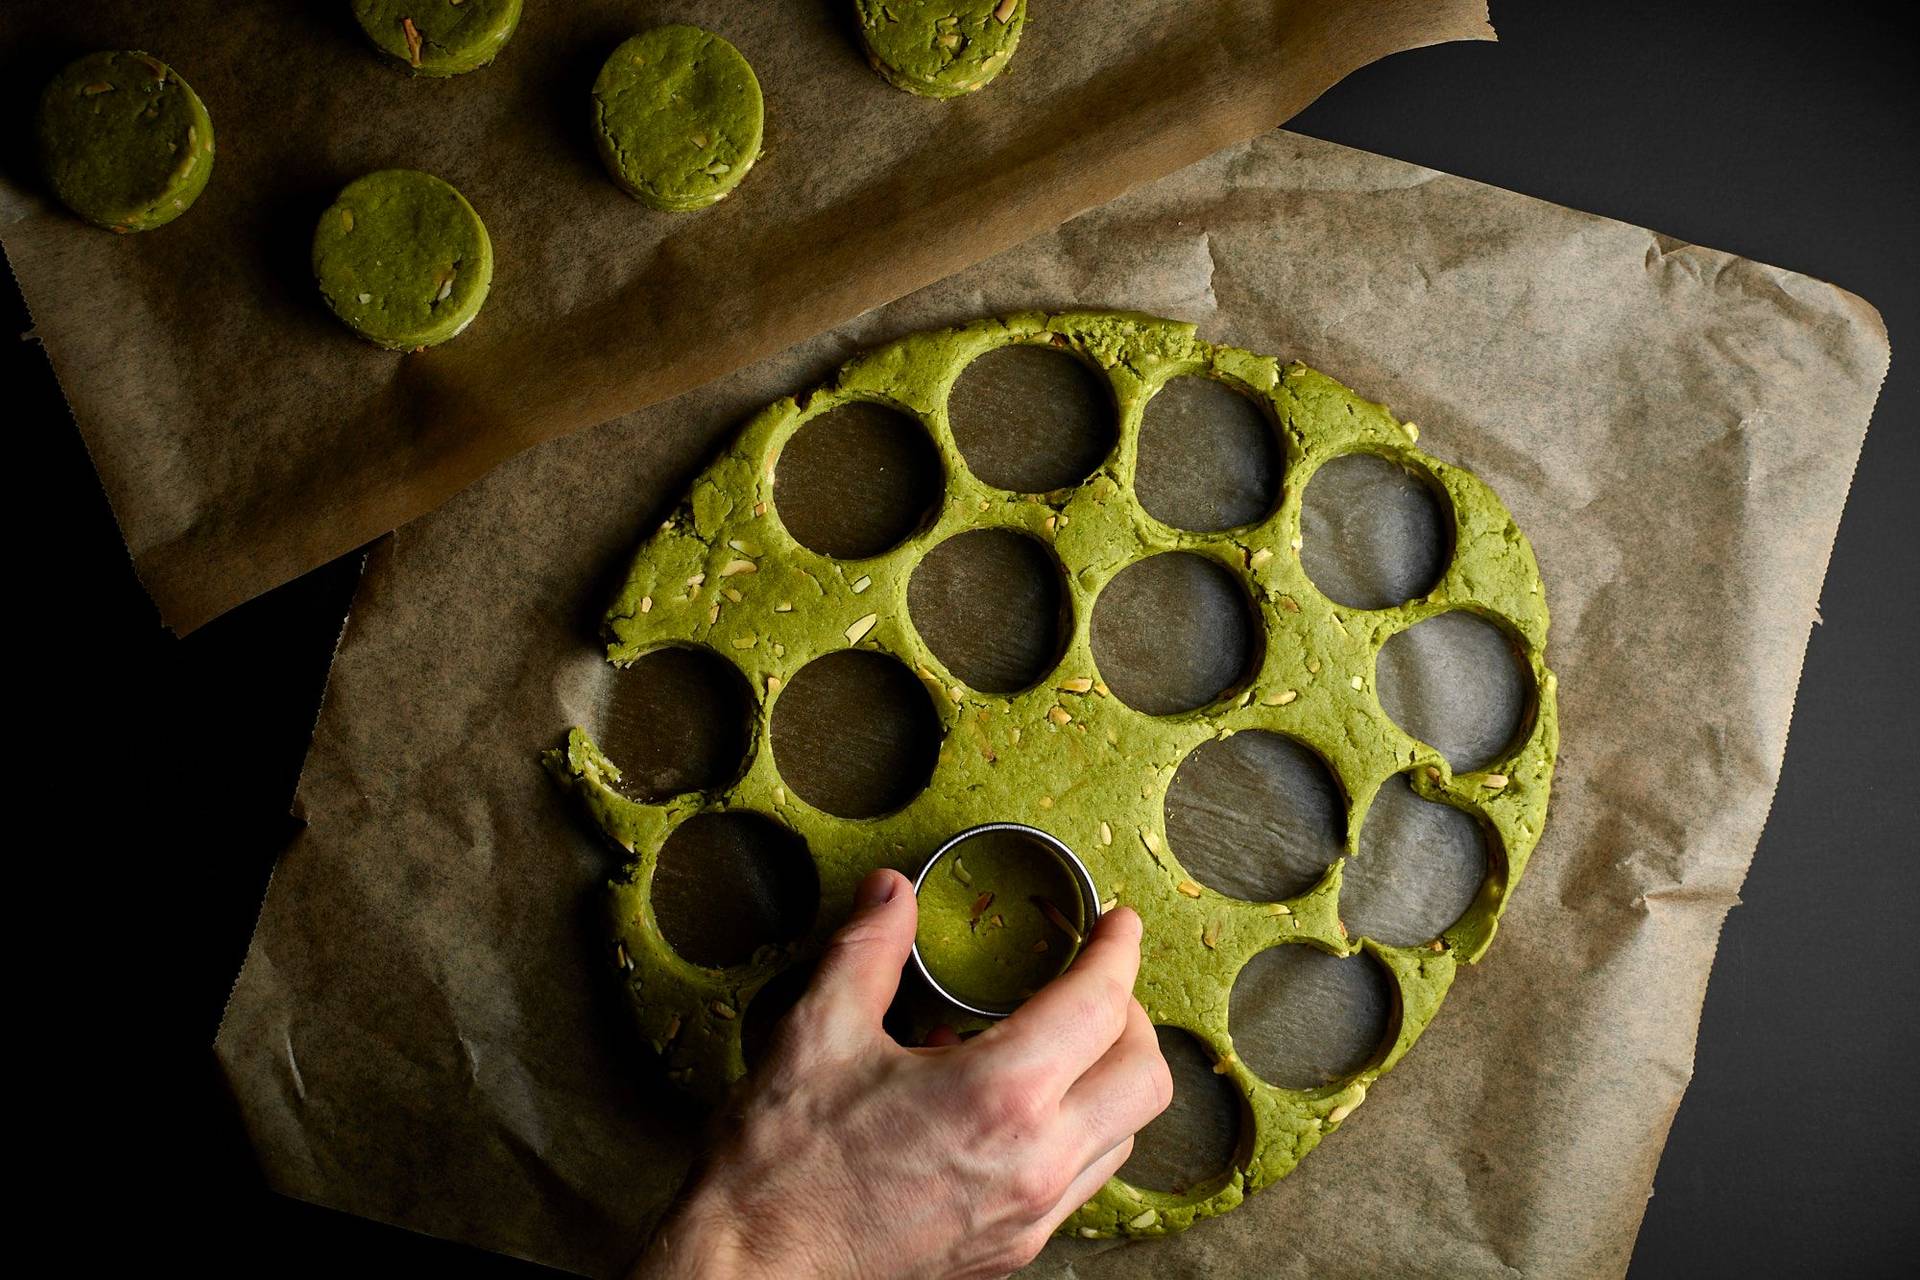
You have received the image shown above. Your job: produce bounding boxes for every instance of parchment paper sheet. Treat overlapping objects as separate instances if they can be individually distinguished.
[0,0,1489,634]
[214,130,1888,1277]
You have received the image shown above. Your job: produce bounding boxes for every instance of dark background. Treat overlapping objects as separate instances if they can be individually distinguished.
[10,1,1914,1275]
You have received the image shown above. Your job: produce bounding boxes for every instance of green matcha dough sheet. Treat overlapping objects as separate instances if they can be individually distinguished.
[351,0,523,77]
[35,50,214,233]
[854,0,1029,98]
[548,310,1559,1238]
[592,26,765,212]
[311,170,493,351]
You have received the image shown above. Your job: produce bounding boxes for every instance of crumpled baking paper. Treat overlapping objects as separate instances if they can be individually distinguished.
[0,0,1490,632]
[213,129,1886,1277]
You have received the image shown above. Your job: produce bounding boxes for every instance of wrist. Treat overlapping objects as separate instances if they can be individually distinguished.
[633,1186,764,1280]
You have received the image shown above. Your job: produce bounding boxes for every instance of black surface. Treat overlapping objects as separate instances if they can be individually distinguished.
[11,0,1914,1274]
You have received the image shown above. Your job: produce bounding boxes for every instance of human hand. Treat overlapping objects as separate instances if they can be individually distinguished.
[632,867,1171,1280]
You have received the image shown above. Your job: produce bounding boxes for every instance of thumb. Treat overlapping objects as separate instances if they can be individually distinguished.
[802,868,917,1048]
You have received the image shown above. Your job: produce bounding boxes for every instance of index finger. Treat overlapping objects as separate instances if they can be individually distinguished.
[976,906,1143,1092]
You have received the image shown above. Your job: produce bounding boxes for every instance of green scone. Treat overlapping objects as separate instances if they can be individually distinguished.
[352,0,522,77]
[311,170,493,351]
[854,0,1028,98]
[592,26,764,211]
[36,51,214,233]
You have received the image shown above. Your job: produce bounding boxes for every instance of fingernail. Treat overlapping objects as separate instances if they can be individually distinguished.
[855,869,898,908]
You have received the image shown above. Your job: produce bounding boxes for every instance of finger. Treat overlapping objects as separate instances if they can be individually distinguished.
[1058,998,1172,1165]
[797,869,917,1050]
[983,907,1143,1089]
[1042,1134,1135,1232]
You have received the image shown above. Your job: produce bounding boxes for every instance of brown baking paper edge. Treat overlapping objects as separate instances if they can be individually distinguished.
[212,129,1888,1277]
[0,0,1491,634]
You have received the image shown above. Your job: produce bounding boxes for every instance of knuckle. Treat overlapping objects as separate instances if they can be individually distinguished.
[1065,983,1128,1041]
[1147,1056,1175,1114]
[978,1077,1051,1135]
[1008,1160,1067,1218]
[826,917,892,955]
[775,992,832,1047]
[1073,975,1131,1028]
[768,1022,828,1075]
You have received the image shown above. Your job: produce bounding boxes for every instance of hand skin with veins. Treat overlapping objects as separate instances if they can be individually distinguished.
[632,868,1173,1280]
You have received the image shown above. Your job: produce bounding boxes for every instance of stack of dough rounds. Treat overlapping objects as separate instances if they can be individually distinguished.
[591,25,766,211]
[351,0,523,77]
[854,0,1029,98]
[311,169,494,350]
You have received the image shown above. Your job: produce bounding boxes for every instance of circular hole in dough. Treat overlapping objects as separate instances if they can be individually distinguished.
[908,529,1070,694]
[1164,731,1346,902]
[651,811,818,969]
[1118,1026,1244,1195]
[1341,774,1489,946]
[771,649,942,817]
[775,401,944,559]
[1228,944,1395,1090]
[1300,453,1450,610]
[598,645,754,801]
[1375,612,1532,772]
[947,343,1117,493]
[1136,376,1282,532]
[1091,552,1260,716]
[740,962,816,1069]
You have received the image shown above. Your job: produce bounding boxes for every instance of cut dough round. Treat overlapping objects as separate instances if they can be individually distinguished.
[592,26,765,212]
[36,50,214,233]
[915,828,1086,1011]
[311,170,493,351]
[855,0,1028,99]
[352,0,523,77]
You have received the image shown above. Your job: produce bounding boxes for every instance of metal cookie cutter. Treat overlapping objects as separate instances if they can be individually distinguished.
[909,822,1103,1019]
